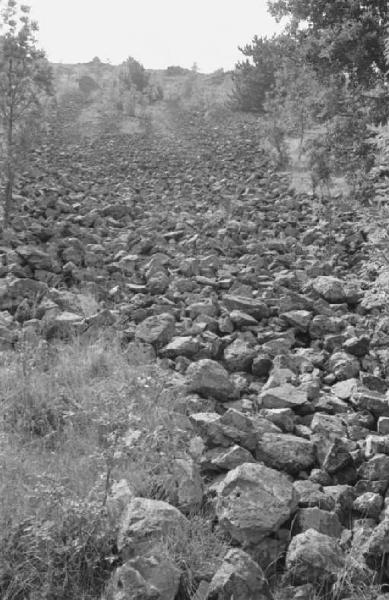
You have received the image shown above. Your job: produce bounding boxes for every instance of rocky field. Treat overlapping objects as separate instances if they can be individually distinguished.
[2,108,389,600]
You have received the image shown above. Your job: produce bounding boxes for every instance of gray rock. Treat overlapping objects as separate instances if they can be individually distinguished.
[296,508,343,538]
[353,492,383,519]
[223,295,269,320]
[358,455,389,481]
[135,314,175,348]
[258,383,307,410]
[216,462,299,543]
[206,548,270,600]
[201,445,256,472]
[223,338,256,372]
[285,529,345,586]
[117,498,188,559]
[312,276,360,304]
[255,433,316,475]
[107,555,180,600]
[186,359,236,401]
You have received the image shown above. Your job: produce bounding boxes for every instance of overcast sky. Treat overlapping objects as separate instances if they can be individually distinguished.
[26,0,283,72]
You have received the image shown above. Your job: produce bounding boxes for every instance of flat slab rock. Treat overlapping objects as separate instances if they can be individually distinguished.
[258,383,308,410]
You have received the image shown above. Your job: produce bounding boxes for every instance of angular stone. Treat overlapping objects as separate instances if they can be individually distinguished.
[353,492,383,519]
[223,295,269,320]
[135,313,175,348]
[258,383,307,410]
[117,498,188,559]
[358,455,389,481]
[286,529,345,586]
[281,310,312,332]
[296,508,343,538]
[201,445,256,472]
[161,336,199,358]
[216,463,298,543]
[223,338,256,372]
[251,354,273,377]
[108,555,180,600]
[255,433,316,475]
[352,390,389,417]
[206,548,271,600]
[293,480,335,511]
[312,276,360,304]
[186,359,236,401]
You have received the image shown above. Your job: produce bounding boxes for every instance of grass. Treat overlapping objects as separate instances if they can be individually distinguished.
[0,331,221,599]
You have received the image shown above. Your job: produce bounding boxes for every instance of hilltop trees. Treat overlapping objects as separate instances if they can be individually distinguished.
[0,0,53,224]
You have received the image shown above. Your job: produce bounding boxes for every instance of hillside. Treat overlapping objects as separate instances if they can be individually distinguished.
[51,60,234,139]
[1,88,389,600]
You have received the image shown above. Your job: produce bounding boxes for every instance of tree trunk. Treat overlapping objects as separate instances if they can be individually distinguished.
[4,99,14,227]
[3,164,14,226]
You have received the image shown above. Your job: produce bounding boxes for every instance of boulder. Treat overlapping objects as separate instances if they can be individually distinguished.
[285,529,345,586]
[186,359,236,401]
[216,462,299,543]
[206,548,271,600]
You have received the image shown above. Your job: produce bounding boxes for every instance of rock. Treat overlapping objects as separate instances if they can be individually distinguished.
[223,295,269,320]
[255,433,316,475]
[206,548,270,600]
[223,338,256,372]
[296,508,343,538]
[186,360,237,401]
[201,445,256,472]
[229,310,258,327]
[169,458,203,513]
[312,276,360,304]
[117,498,188,559]
[378,417,389,434]
[327,351,360,381]
[281,310,312,332]
[352,390,389,417]
[285,529,345,586]
[342,335,370,357]
[353,492,383,519]
[358,455,389,481]
[161,336,199,358]
[108,555,180,600]
[321,439,353,474]
[294,480,335,510]
[258,383,308,410]
[216,462,299,543]
[135,314,175,348]
[251,354,273,377]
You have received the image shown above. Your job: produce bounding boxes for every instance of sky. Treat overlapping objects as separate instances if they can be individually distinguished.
[26,0,283,72]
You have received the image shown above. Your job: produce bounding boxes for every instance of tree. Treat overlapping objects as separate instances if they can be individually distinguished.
[268,0,388,85]
[0,0,53,224]
[230,34,296,112]
[119,56,149,93]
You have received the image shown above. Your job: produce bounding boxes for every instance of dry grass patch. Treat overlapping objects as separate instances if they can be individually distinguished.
[0,333,195,599]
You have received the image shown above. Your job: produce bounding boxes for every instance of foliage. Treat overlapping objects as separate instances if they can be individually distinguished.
[78,75,99,96]
[268,0,389,86]
[166,65,190,76]
[119,56,149,93]
[230,34,296,112]
[0,0,53,224]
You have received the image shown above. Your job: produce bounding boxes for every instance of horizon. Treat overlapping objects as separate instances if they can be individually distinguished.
[27,0,283,73]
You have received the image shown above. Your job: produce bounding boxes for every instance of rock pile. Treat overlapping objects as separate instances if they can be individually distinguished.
[4,112,389,598]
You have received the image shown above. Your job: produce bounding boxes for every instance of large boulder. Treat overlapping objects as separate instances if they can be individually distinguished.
[216,463,299,543]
